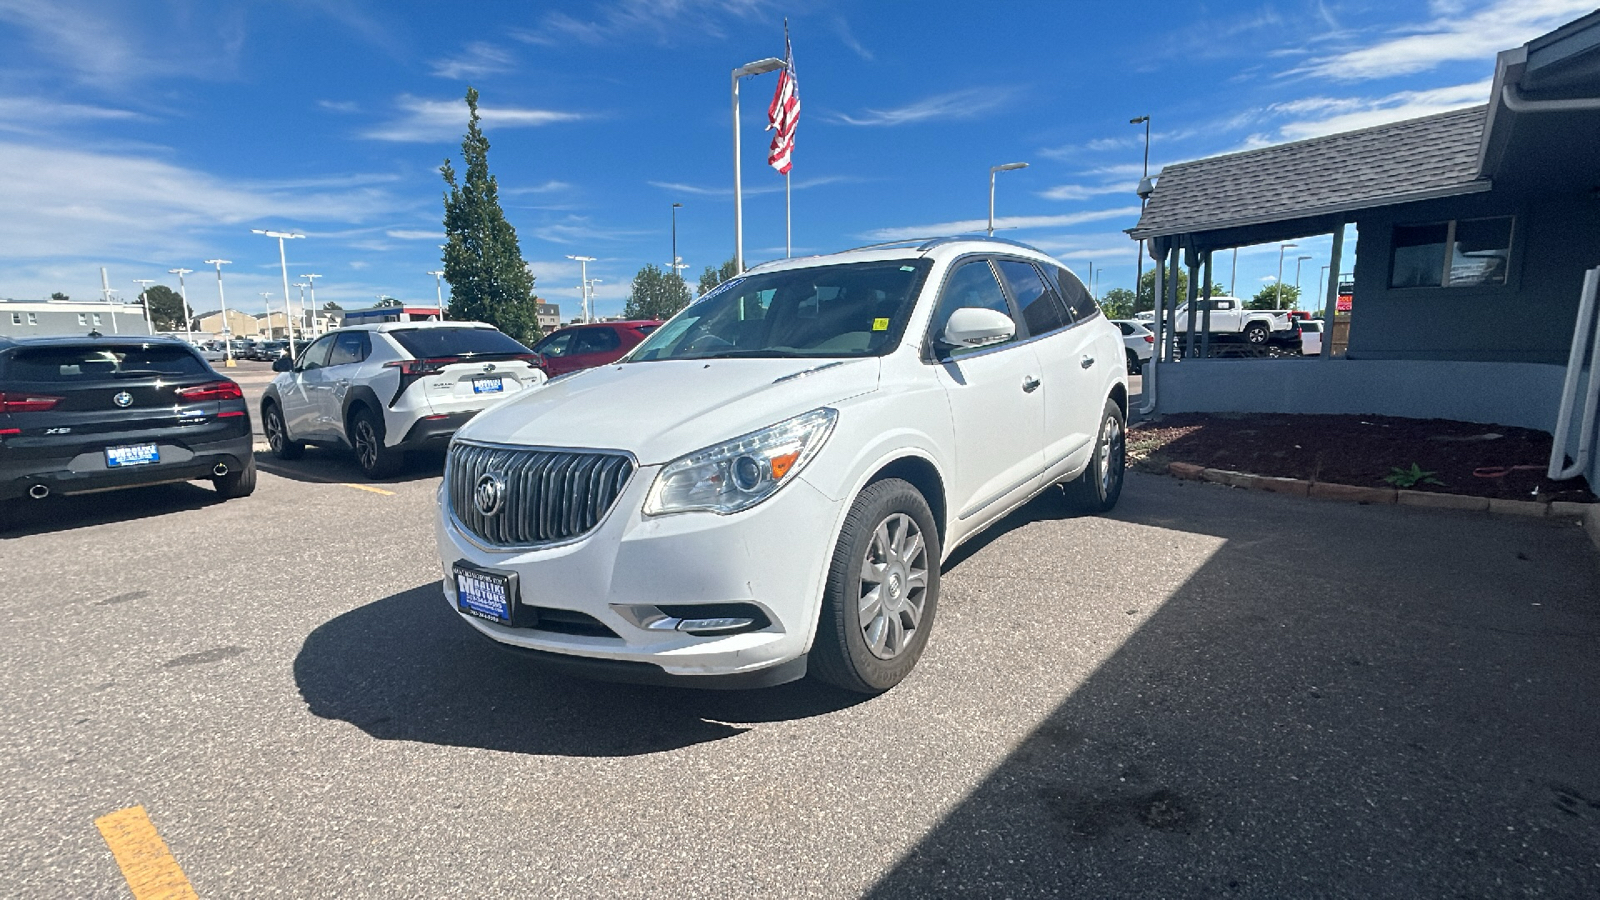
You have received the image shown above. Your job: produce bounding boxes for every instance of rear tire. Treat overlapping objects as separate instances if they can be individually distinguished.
[811,478,941,695]
[350,407,403,478]
[1244,322,1269,344]
[262,401,303,460]
[213,457,257,499]
[1062,397,1126,514]
[1125,349,1142,375]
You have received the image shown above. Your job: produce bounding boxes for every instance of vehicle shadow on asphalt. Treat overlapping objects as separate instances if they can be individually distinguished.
[868,476,1600,897]
[0,481,226,538]
[293,582,869,757]
[254,447,448,487]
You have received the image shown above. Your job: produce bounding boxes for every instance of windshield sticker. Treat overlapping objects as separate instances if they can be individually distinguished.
[872,318,890,331]
[900,265,915,272]
[691,276,745,306]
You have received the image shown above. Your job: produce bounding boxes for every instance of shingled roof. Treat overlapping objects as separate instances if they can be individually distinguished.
[1130,105,1492,241]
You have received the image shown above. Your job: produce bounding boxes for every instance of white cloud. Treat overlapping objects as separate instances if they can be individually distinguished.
[832,16,873,61]
[860,206,1141,242]
[513,0,776,46]
[505,180,572,195]
[1274,80,1490,140]
[647,175,854,198]
[362,95,586,142]
[318,100,359,113]
[1295,0,1594,81]
[1039,182,1134,201]
[431,42,516,80]
[835,89,1012,127]
[385,230,445,240]
[532,216,652,245]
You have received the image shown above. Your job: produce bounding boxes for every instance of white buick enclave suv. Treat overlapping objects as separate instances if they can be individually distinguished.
[436,237,1128,693]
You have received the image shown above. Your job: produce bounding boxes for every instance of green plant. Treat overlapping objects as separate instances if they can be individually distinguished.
[1383,463,1444,488]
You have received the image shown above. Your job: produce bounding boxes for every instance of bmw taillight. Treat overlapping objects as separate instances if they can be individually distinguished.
[0,392,63,412]
[175,381,244,402]
[384,357,460,376]
[1143,334,1155,344]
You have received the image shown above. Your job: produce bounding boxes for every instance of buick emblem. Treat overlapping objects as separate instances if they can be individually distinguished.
[474,472,506,516]
[112,391,133,408]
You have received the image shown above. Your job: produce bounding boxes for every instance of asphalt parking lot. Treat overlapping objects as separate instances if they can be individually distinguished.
[3,438,1600,897]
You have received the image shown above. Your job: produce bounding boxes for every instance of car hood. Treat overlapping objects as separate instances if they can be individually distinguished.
[456,357,881,464]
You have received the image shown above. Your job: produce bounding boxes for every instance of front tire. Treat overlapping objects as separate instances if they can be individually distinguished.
[812,478,941,695]
[1244,322,1269,344]
[1062,397,1126,514]
[262,401,304,460]
[350,407,403,478]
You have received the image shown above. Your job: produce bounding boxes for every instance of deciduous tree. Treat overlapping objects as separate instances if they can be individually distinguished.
[698,258,740,296]
[1249,283,1300,310]
[1099,287,1135,320]
[441,86,540,343]
[143,285,188,331]
[626,264,691,320]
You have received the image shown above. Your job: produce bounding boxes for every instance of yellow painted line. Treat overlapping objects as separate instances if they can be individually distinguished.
[94,806,199,900]
[339,482,395,496]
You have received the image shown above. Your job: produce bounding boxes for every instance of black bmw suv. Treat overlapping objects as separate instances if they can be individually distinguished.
[0,336,256,526]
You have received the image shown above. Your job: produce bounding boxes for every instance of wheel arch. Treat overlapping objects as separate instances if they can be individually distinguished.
[340,385,387,439]
[861,454,948,552]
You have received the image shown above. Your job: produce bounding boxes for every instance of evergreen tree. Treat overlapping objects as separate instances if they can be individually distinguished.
[50,292,69,302]
[698,258,740,296]
[626,264,692,320]
[441,87,540,344]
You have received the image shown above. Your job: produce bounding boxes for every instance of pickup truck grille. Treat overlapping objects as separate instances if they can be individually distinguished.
[447,441,636,548]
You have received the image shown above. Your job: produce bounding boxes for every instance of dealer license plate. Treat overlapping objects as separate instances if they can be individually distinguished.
[471,377,504,394]
[454,563,517,624]
[105,443,160,467]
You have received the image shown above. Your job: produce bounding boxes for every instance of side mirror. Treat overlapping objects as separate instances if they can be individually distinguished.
[272,355,294,372]
[939,307,1016,351]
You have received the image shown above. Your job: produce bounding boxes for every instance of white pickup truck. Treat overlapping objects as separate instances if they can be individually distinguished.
[1169,297,1297,346]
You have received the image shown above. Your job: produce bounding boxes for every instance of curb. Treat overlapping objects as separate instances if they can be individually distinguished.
[1163,461,1591,520]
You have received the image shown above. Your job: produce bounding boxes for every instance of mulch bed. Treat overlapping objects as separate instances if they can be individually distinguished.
[1129,412,1595,503]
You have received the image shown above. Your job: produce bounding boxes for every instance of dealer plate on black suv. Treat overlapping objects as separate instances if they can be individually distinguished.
[106,443,160,467]
[453,563,517,624]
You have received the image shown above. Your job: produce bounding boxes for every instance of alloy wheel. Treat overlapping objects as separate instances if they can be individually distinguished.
[858,512,930,660]
[354,421,378,470]
[1100,414,1125,498]
[265,409,285,453]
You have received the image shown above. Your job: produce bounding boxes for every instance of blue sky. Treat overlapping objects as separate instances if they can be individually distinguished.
[0,0,1590,320]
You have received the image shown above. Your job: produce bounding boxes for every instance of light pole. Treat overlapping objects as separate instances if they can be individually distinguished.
[587,279,603,319]
[205,259,235,367]
[1131,115,1151,308]
[168,268,194,344]
[260,292,276,339]
[300,274,321,335]
[427,270,445,320]
[732,56,787,273]
[132,279,155,335]
[987,162,1028,237]
[1294,254,1313,308]
[1318,264,1330,311]
[567,255,596,323]
[293,282,309,333]
[252,229,303,356]
[1276,242,1298,307]
[671,202,684,282]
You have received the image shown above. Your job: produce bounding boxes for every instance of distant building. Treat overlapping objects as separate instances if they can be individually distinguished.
[0,298,151,338]
[339,305,446,326]
[193,308,263,339]
[537,301,560,333]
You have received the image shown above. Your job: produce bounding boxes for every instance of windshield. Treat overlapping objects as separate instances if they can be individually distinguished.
[628,260,931,362]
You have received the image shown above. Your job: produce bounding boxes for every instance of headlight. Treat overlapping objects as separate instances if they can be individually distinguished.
[643,408,838,516]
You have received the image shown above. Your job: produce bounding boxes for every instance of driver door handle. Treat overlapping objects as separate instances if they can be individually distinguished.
[1022,376,1041,393]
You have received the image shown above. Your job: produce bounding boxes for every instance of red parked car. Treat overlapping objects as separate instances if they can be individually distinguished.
[529,320,662,377]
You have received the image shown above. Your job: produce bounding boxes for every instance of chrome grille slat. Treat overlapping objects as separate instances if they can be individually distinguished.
[447,442,636,549]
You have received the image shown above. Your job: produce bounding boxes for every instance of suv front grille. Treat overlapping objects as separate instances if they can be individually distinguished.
[447,441,636,548]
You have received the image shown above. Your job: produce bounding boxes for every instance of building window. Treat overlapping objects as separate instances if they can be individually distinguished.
[27,313,37,325]
[1389,217,1513,288]
[92,313,102,327]
[9,313,19,325]
[78,313,87,326]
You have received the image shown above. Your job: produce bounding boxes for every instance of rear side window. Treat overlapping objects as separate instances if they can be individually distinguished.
[571,328,621,355]
[328,331,369,367]
[5,344,205,381]
[388,327,530,358]
[1054,268,1102,323]
[995,260,1070,336]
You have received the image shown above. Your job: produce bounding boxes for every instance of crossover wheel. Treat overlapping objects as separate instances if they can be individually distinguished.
[213,457,257,499]
[350,407,403,478]
[1244,322,1269,344]
[1125,349,1142,375]
[1062,397,1126,514]
[812,478,941,694]
[262,401,304,460]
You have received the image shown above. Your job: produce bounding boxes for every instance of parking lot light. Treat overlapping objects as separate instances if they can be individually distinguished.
[427,270,446,320]
[205,259,235,368]
[1276,243,1298,307]
[253,229,304,356]
[567,255,596,323]
[988,162,1028,237]
[732,57,786,273]
[300,274,321,336]
[169,268,195,344]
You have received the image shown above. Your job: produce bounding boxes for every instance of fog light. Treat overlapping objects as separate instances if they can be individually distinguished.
[677,617,755,634]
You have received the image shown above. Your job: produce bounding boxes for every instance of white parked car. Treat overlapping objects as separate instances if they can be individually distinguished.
[261,322,545,476]
[1111,319,1154,373]
[1299,319,1324,355]
[436,238,1127,693]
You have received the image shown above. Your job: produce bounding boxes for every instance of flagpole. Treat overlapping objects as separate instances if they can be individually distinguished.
[785,172,792,258]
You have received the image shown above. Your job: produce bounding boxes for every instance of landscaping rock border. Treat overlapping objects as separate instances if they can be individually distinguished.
[1164,461,1593,520]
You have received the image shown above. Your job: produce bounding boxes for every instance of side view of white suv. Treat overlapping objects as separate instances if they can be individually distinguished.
[436,238,1126,693]
[262,322,545,476]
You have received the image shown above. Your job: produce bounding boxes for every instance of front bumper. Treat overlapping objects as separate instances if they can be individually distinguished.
[436,465,843,685]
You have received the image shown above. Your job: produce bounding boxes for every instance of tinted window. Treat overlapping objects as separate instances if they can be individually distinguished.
[298,334,336,371]
[1390,223,1448,288]
[328,331,369,367]
[571,328,621,355]
[995,260,1070,336]
[1054,267,1101,322]
[636,324,660,335]
[1450,217,1513,286]
[388,327,530,358]
[6,344,206,381]
[533,331,574,358]
[927,260,1016,356]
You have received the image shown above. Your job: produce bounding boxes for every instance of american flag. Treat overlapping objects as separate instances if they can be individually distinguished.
[766,25,799,175]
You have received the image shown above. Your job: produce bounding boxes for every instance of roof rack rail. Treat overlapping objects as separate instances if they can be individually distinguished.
[837,238,941,253]
[915,235,1040,252]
